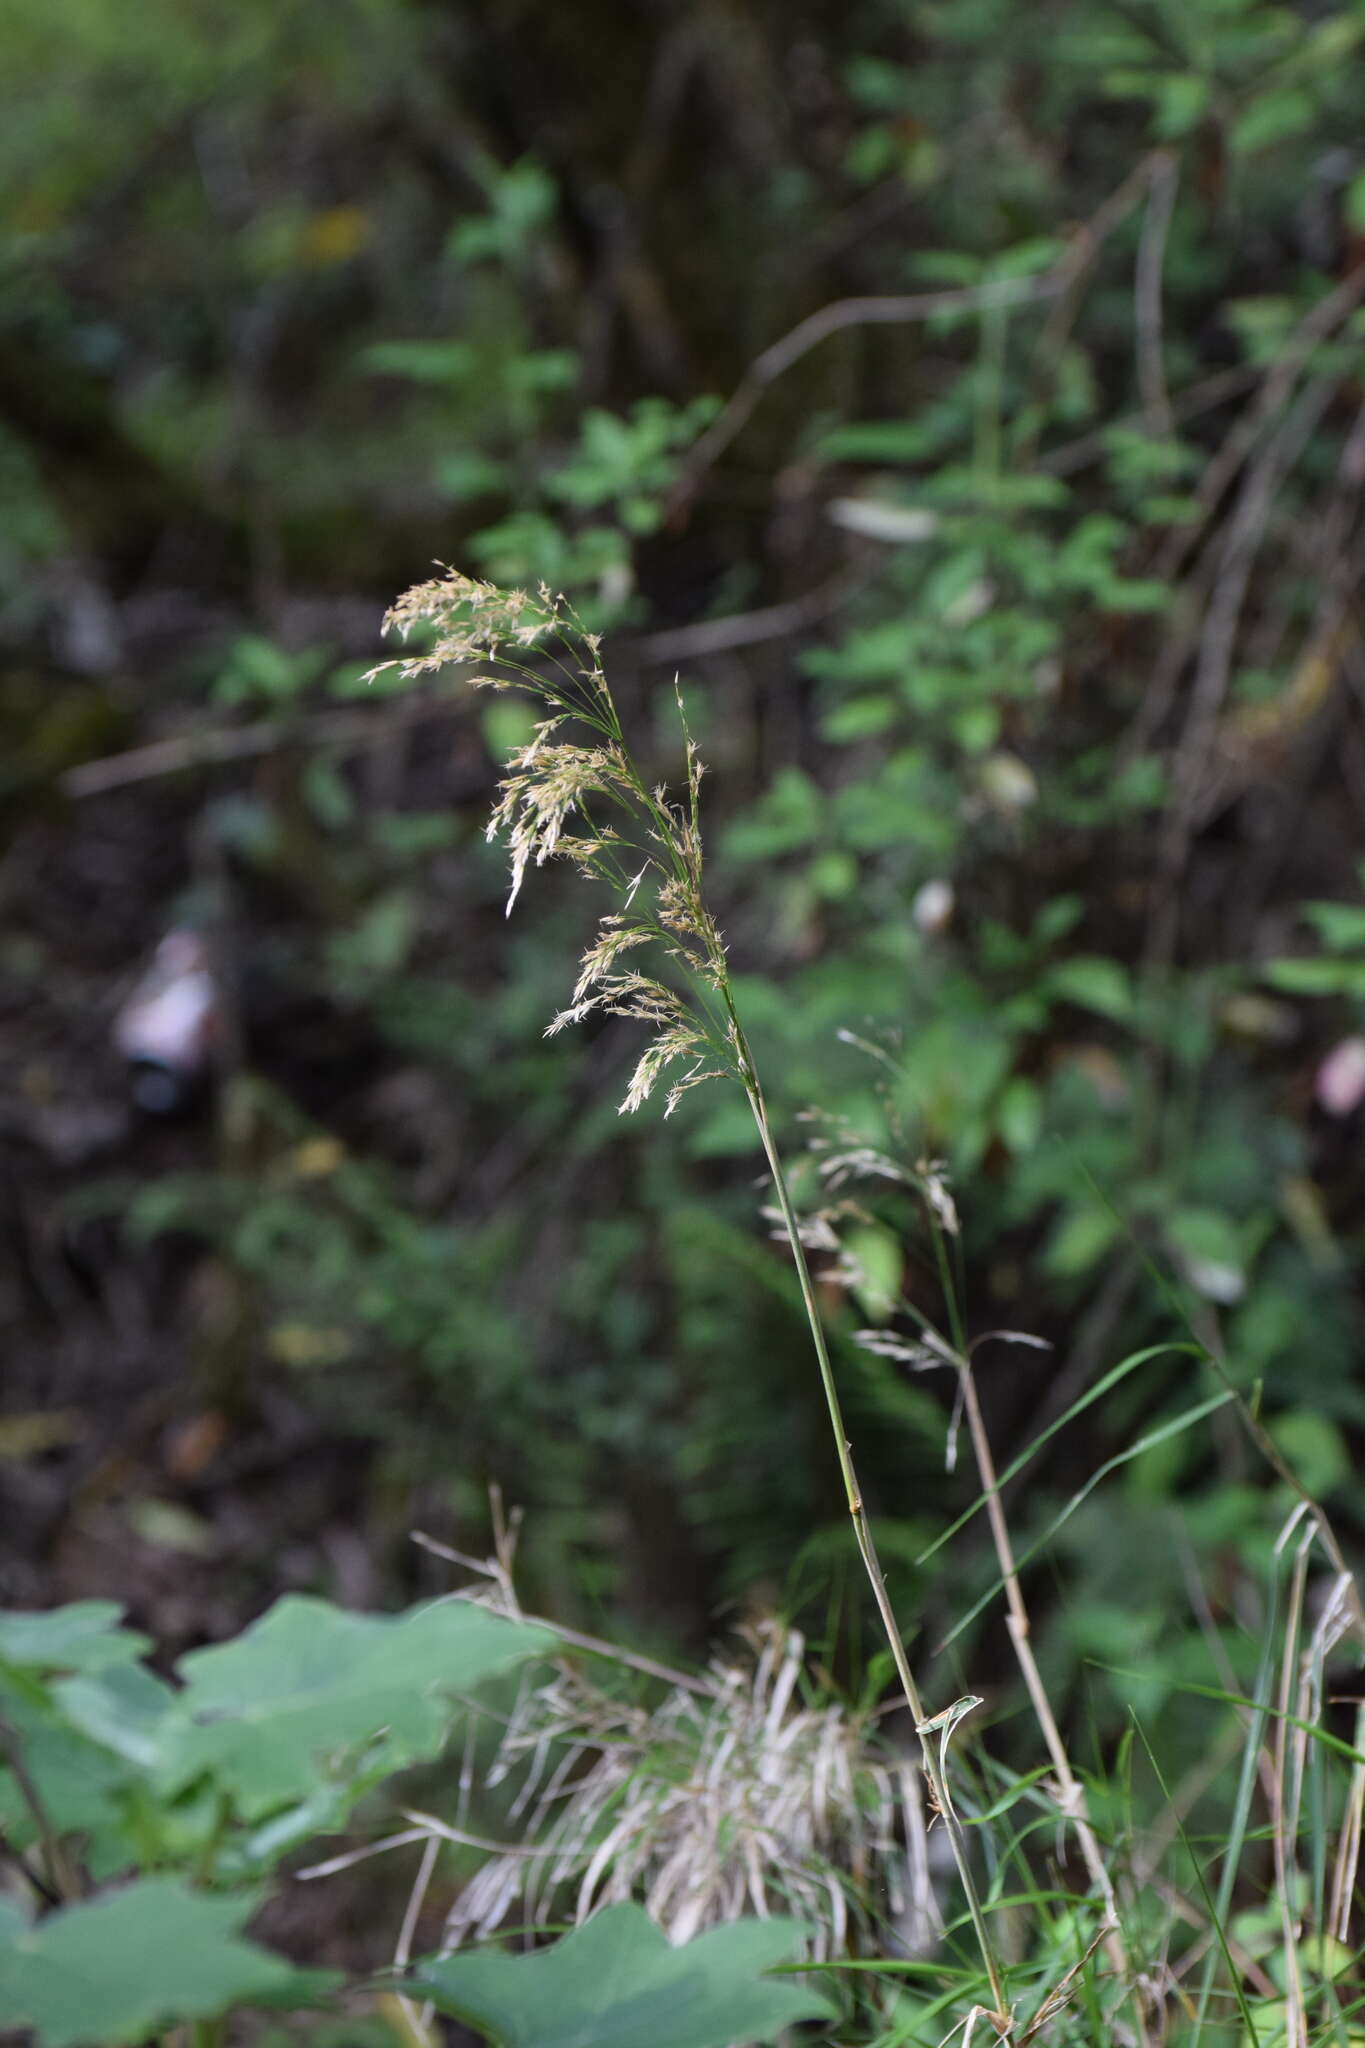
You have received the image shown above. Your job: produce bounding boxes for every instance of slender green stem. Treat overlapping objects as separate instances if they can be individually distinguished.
[0,1713,79,1902]
[733,1031,1010,2025]
[975,300,1007,485]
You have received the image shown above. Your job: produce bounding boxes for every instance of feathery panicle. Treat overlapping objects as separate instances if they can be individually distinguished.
[853,1328,957,1372]
[622,1018,707,1117]
[487,741,633,914]
[373,568,739,1115]
[805,1104,960,1235]
[546,971,679,1038]
[372,571,558,673]
[653,876,724,986]
[570,916,653,1004]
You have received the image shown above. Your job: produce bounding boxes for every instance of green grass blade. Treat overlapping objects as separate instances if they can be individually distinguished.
[937,1389,1236,1651]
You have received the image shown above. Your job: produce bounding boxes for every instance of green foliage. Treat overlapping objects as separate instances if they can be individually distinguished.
[0,1594,555,2041]
[456,390,718,610]
[153,1597,554,1818]
[0,1598,843,2048]
[11,0,1361,1502]
[8,0,1365,2036]
[0,1593,547,1893]
[1266,887,1365,1001]
[412,1905,834,2048]
[0,1605,148,1679]
[0,1879,335,2048]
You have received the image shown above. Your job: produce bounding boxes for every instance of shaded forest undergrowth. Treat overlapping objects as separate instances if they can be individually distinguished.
[4,0,1365,2039]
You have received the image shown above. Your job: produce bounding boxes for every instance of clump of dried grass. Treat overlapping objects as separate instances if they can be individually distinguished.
[436,1615,935,1962]
[388,1523,939,1967]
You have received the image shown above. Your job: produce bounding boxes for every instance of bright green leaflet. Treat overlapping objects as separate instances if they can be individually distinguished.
[0,1878,337,2048]
[0,1606,148,1679]
[155,1595,554,1816]
[411,1903,835,2048]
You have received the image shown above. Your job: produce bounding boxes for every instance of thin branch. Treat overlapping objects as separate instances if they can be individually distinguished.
[0,1715,80,1902]
[1155,256,1365,586]
[0,1824,61,1909]
[1270,1528,1314,2048]
[402,1810,569,1860]
[668,274,1062,515]
[65,578,858,796]
[1037,365,1258,478]
[61,692,458,799]
[666,157,1158,518]
[1145,366,1344,972]
[1135,151,1179,440]
[411,1531,714,1696]
[627,571,859,664]
[393,1833,440,2048]
[1125,273,1365,769]
[295,1828,430,1882]
[1330,1702,1365,1940]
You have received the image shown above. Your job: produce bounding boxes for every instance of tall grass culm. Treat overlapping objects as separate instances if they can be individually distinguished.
[366,572,1045,2032]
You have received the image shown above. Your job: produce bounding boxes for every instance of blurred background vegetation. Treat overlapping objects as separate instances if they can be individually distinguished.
[3,0,1365,1791]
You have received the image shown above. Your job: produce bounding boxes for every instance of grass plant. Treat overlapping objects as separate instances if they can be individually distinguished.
[369,570,1365,2046]
[370,570,1020,2023]
[3,569,1363,2047]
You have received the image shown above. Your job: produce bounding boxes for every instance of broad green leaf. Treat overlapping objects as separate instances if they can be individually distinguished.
[1166,1207,1246,1304]
[434,450,508,503]
[1267,1408,1350,1498]
[54,1661,175,1771]
[1044,1204,1118,1278]
[0,1878,335,2047]
[1264,956,1365,998]
[843,1222,902,1321]
[410,1904,833,2048]
[1229,86,1316,157]
[818,420,941,462]
[721,767,823,861]
[1240,1998,1365,2048]
[1348,169,1365,236]
[996,1075,1042,1153]
[1044,955,1133,1022]
[361,339,476,385]
[217,1780,360,1882]
[952,702,999,753]
[0,1694,141,1878]
[820,693,897,743]
[1302,900,1365,951]
[156,1598,552,1816]
[1154,72,1209,138]
[0,1605,149,1678]
[806,848,857,900]
[0,1612,165,1879]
